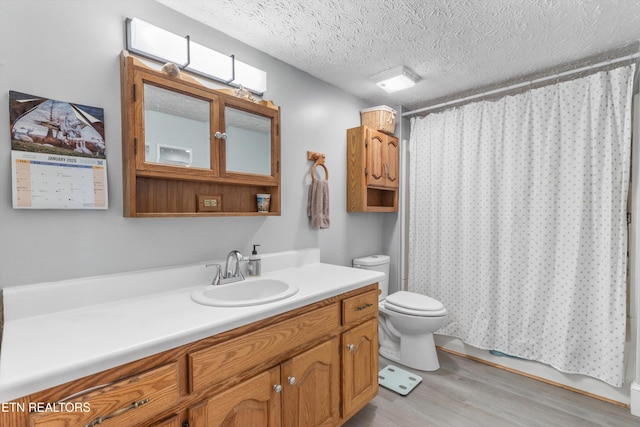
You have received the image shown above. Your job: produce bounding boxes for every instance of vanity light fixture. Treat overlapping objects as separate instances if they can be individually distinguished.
[371,65,421,93]
[125,17,267,94]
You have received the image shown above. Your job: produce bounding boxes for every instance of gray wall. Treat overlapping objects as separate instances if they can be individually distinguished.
[0,0,388,288]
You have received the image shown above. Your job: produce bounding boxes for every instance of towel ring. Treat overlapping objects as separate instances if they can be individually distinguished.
[311,162,329,181]
[308,151,329,181]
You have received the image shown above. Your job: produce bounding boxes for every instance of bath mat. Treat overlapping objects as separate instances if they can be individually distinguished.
[378,365,422,396]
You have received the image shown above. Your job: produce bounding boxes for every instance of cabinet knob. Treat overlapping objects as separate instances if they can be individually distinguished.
[214,131,223,139]
[288,376,297,385]
[221,132,228,140]
[347,344,355,351]
[273,384,282,393]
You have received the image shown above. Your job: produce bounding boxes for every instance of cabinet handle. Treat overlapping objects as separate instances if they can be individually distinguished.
[288,376,297,385]
[83,397,150,427]
[221,132,228,140]
[356,303,373,311]
[347,344,355,351]
[273,384,283,393]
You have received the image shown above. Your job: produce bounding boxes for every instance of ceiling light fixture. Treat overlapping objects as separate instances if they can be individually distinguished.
[372,65,421,93]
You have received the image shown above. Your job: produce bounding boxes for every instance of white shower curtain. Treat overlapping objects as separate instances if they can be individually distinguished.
[408,64,635,387]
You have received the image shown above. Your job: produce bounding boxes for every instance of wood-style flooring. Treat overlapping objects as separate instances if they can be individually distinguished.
[344,350,640,427]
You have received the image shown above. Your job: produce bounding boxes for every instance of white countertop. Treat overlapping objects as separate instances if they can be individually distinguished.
[0,249,383,402]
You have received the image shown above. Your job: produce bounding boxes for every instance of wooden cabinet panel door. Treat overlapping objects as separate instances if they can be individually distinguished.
[281,338,340,427]
[342,318,379,419]
[366,129,386,187]
[365,129,399,189]
[188,367,281,427]
[384,136,399,188]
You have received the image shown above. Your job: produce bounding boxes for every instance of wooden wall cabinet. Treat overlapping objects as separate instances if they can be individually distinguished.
[4,284,379,427]
[120,51,281,217]
[347,126,399,212]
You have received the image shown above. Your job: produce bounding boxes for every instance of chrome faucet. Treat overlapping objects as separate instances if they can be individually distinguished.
[224,250,244,280]
[208,250,245,285]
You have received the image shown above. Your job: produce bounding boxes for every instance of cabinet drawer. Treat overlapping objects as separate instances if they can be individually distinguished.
[342,289,378,326]
[189,303,340,393]
[29,362,179,427]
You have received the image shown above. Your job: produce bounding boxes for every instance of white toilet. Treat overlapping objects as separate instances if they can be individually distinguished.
[353,255,448,371]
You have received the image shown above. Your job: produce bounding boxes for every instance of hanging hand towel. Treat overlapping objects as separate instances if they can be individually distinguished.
[307,179,330,229]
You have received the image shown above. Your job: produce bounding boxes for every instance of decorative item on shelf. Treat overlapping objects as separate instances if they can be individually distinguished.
[234,85,257,102]
[257,193,271,213]
[307,151,330,229]
[161,62,181,77]
[360,105,397,135]
[217,87,259,104]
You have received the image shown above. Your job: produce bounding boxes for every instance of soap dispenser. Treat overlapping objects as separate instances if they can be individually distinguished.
[248,244,261,276]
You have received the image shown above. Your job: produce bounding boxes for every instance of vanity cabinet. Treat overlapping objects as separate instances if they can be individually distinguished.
[27,362,180,427]
[282,337,341,426]
[188,338,340,427]
[3,284,378,427]
[340,289,379,419]
[188,367,281,426]
[121,51,281,217]
[347,125,399,212]
[341,319,378,419]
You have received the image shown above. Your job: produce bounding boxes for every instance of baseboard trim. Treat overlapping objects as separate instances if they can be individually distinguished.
[631,382,640,415]
[438,346,629,409]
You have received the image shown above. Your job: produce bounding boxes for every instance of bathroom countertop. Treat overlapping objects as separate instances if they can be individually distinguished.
[0,249,384,402]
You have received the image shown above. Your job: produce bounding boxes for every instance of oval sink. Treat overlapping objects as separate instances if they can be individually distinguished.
[191,279,299,307]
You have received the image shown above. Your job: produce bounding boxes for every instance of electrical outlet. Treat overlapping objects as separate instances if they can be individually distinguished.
[197,194,222,212]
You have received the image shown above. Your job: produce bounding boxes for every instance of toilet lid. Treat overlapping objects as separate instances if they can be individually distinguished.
[385,291,447,316]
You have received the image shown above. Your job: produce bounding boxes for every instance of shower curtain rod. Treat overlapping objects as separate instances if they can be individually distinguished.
[402,51,640,118]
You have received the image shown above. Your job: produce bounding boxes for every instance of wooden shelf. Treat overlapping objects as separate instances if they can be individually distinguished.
[131,176,279,216]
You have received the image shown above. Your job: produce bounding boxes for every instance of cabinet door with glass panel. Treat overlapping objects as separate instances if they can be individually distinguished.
[219,96,280,183]
[134,70,221,179]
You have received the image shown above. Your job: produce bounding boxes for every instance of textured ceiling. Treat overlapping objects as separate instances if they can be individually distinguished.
[156,0,640,111]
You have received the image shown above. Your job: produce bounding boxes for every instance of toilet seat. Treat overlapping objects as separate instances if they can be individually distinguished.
[384,291,447,317]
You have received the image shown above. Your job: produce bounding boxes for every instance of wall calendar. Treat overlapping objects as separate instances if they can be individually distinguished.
[9,91,108,209]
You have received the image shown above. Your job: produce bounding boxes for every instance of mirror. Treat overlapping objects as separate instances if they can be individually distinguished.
[225,106,271,175]
[143,83,211,168]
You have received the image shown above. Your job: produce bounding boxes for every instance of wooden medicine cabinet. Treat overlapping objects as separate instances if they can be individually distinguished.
[120,51,281,217]
[347,126,399,212]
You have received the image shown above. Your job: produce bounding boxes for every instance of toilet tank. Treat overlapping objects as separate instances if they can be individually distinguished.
[352,254,390,301]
